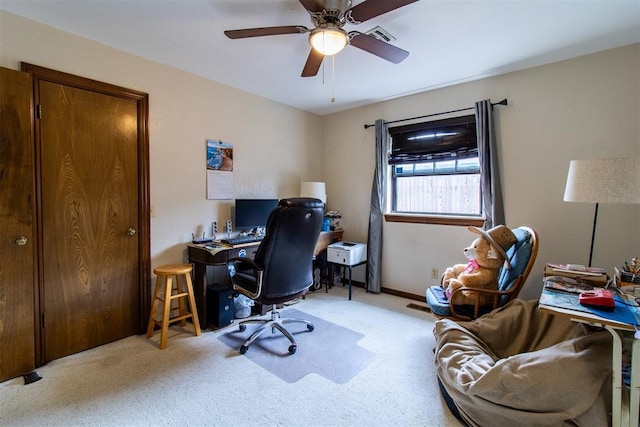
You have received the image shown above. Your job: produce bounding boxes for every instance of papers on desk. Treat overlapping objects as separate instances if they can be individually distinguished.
[547,263,606,275]
[540,288,639,326]
[544,263,608,286]
[188,243,226,255]
[544,277,594,294]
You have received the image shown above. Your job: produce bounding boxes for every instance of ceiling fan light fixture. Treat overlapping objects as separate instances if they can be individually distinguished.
[309,27,348,56]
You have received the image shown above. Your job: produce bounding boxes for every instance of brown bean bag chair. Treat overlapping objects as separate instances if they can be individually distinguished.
[433,299,612,427]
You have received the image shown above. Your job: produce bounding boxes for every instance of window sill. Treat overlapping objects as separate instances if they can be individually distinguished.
[384,213,485,227]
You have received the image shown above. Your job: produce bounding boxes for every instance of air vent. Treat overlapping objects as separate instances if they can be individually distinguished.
[364,26,396,43]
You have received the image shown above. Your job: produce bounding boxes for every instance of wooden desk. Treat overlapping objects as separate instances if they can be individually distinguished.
[188,229,343,327]
[188,243,260,327]
[313,229,344,290]
[314,229,343,256]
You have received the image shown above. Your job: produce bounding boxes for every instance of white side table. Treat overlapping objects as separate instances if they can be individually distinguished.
[538,303,640,426]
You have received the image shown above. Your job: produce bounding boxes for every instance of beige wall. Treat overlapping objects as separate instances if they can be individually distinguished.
[323,43,640,299]
[2,10,639,300]
[0,11,323,269]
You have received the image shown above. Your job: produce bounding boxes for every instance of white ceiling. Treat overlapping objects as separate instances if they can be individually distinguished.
[2,0,639,115]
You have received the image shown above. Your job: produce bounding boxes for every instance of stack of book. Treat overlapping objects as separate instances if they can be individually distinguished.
[543,263,608,287]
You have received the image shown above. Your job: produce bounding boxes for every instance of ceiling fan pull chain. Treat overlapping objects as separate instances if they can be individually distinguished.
[331,55,336,103]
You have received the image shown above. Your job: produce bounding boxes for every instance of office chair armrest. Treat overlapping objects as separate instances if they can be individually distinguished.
[227,257,264,299]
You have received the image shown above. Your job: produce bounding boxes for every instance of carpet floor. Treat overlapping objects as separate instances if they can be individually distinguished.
[218,308,377,384]
[0,286,461,426]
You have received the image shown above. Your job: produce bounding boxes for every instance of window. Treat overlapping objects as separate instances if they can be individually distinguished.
[387,115,483,223]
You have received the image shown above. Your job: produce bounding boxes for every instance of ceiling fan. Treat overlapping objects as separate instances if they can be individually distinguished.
[224,0,419,77]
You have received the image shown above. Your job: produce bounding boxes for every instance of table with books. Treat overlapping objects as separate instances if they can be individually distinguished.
[539,272,640,427]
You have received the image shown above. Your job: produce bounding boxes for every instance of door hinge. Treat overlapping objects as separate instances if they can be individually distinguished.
[36,104,42,119]
[41,312,46,328]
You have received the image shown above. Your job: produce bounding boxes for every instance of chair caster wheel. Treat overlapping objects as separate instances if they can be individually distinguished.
[307,324,314,332]
[239,345,248,354]
[288,344,297,355]
[239,324,246,332]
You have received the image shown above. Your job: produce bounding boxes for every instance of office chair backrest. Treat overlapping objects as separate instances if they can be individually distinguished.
[496,226,538,304]
[253,197,324,300]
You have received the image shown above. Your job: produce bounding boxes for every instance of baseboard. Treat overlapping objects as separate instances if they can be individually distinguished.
[380,287,424,302]
[338,279,425,303]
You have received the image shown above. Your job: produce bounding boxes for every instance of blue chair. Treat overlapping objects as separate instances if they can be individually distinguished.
[425,226,538,320]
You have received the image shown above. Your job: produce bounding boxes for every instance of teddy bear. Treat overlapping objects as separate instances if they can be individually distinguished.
[442,225,517,306]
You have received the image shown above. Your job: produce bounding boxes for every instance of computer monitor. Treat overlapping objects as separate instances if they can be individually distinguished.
[234,198,279,233]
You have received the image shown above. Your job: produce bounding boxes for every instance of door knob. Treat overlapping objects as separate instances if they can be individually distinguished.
[14,236,28,246]
[126,228,136,236]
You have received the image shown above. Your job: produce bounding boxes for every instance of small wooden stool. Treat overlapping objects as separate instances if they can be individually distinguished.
[146,263,201,349]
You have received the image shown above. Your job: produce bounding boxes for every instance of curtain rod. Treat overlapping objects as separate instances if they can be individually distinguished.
[363,98,508,129]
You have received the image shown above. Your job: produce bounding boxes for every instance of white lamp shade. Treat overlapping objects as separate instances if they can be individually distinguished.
[564,158,640,204]
[300,181,326,203]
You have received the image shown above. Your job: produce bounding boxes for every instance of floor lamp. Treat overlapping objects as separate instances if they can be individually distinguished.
[563,158,640,267]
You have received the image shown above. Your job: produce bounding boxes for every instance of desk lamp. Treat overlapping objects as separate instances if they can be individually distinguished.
[300,181,327,204]
[563,158,640,267]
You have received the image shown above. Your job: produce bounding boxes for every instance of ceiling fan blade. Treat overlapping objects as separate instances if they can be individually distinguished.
[347,0,419,24]
[298,0,325,14]
[348,32,409,64]
[301,48,324,77]
[224,26,309,39]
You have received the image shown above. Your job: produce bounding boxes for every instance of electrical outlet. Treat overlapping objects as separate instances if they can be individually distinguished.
[431,267,439,279]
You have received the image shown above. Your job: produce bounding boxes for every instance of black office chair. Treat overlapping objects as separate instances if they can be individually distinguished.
[226,197,323,355]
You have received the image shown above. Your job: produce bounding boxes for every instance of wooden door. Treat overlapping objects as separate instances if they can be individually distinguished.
[0,67,36,382]
[24,64,150,363]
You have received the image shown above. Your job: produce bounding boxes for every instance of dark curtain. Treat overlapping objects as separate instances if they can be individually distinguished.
[367,119,388,293]
[475,100,505,228]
